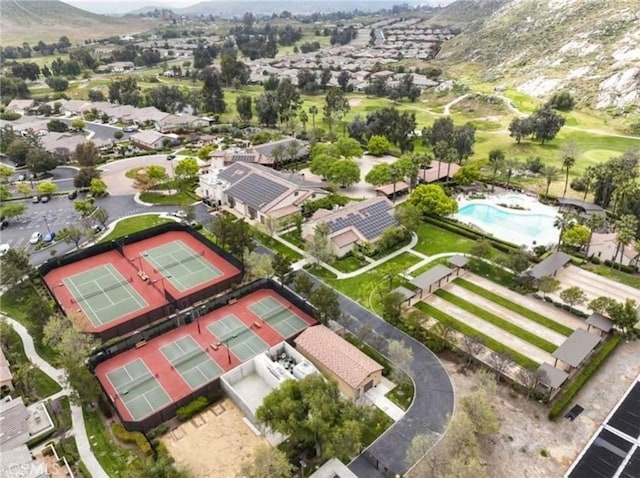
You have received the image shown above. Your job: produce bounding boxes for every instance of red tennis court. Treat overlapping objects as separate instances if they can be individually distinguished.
[123,231,241,301]
[44,250,169,336]
[95,288,316,422]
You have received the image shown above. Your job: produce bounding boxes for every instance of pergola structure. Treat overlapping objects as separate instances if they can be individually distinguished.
[411,265,454,299]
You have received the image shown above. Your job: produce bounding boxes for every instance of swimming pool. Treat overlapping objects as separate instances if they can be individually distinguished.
[455,200,558,247]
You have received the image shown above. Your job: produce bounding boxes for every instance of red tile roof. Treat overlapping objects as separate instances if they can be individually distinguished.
[295,325,383,389]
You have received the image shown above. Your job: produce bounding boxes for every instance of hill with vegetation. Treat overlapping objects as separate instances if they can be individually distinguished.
[435,0,640,113]
[0,0,158,44]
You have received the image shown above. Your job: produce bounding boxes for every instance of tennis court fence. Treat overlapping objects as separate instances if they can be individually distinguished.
[70,277,134,303]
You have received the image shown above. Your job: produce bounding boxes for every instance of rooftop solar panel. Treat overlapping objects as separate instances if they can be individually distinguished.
[607,382,640,439]
[568,429,631,478]
[325,200,399,240]
[620,448,640,478]
[226,174,288,210]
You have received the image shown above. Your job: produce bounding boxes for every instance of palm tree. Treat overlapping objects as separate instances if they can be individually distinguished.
[611,181,638,217]
[309,105,318,129]
[582,166,595,202]
[554,211,575,251]
[542,165,561,196]
[419,153,432,186]
[285,140,302,165]
[504,159,520,190]
[389,164,403,202]
[584,213,605,259]
[299,110,309,131]
[488,149,505,192]
[561,153,576,198]
[614,214,639,270]
[270,143,287,169]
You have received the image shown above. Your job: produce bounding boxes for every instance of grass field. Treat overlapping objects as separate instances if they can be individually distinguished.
[100,214,173,243]
[412,223,476,256]
[583,264,640,289]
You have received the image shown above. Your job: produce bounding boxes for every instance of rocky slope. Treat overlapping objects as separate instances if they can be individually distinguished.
[435,0,640,110]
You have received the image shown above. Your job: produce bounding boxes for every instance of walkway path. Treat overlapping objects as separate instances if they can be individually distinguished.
[300,273,454,477]
[2,315,108,478]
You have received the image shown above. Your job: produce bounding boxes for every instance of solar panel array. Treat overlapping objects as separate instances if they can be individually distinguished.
[226,173,289,209]
[325,199,399,240]
[218,162,249,183]
[567,378,640,478]
[231,154,258,163]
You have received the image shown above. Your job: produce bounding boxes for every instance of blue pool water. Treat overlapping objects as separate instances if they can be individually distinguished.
[456,202,558,247]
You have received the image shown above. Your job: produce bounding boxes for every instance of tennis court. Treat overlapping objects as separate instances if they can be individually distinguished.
[249,297,309,337]
[207,315,269,361]
[106,358,171,421]
[63,264,148,327]
[142,240,222,292]
[161,335,222,389]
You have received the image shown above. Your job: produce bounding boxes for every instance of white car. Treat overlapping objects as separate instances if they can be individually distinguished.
[0,244,9,257]
[29,232,42,244]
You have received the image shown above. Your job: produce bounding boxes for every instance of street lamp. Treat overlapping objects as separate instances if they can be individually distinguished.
[43,216,52,235]
[217,334,237,364]
[151,275,171,297]
[129,255,144,271]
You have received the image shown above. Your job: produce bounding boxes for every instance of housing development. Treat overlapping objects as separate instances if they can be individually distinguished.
[0,1,639,477]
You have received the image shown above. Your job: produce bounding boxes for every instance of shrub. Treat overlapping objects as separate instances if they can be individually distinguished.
[549,334,622,420]
[603,260,635,274]
[147,423,170,439]
[590,256,600,265]
[301,193,349,218]
[0,110,21,120]
[176,396,208,422]
[111,422,152,456]
[97,395,113,418]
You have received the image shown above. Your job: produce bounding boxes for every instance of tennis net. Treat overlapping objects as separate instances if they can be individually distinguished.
[172,347,204,368]
[260,306,289,322]
[152,252,205,273]
[218,325,249,343]
[70,277,133,303]
[119,373,154,394]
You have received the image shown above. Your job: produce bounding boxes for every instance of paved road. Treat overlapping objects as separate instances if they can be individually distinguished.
[300,272,454,477]
[59,118,135,142]
[2,315,108,478]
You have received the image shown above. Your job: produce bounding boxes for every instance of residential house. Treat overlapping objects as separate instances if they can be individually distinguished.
[0,397,30,449]
[130,130,171,150]
[109,61,135,72]
[303,197,400,257]
[6,99,36,115]
[131,106,170,125]
[199,162,328,225]
[0,348,13,393]
[155,114,208,133]
[295,325,384,401]
[60,100,91,116]
[418,160,461,183]
[250,138,309,166]
[40,132,111,159]
[588,233,640,267]
[0,445,48,478]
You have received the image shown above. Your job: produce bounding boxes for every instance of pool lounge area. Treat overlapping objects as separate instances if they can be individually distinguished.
[454,194,559,248]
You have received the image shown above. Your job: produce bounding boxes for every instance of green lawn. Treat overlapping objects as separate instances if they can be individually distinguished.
[280,230,306,249]
[100,214,174,242]
[455,278,573,336]
[250,229,302,261]
[467,260,516,288]
[331,255,369,273]
[414,302,538,370]
[83,407,140,477]
[410,257,450,277]
[386,381,414,410]
[434,290,557,353]
[138,191,196,205]
[323,253,422,310]
[583,264,640,289]
[412,223,476,256]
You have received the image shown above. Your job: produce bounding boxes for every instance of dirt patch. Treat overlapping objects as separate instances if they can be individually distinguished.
[348,98,363,107]
[428,339,640,477]
[162,399,268,478]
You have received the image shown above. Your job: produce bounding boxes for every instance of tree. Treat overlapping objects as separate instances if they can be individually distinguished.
[487,351,513,377]
[388,339,413,386]
[562,224,590,249]
[614,214,639,269]
[26,148,58,175]
[337,70,351,91]
[240,445,293,478]
[74,141,101,167]
[109,77,142,106]
[508,117,534,144]
[64,225,88,248]
[561,146,577,198]
[323,87,350,134]
[394,203,422,232]
[36,181,58,196]
[309,153,335,180]
[460,335,484,364]
[89,178,108,197]
[0,203,26,221]
[541,165,560,196]
[45,76,69,91]
[16,183,31,198]
[560,286,587,312]
[554,211,575,250]
[293,272,315,300]
[245,251,274,280]
[309,105,318,128]
[74,167,101,188]
[174,157,199,191]
[255,91,278,127]
[333,137,362,160]
[275,78,301,126]
[43,315,101,405]
[380,292,405,323]
[327,159,360,188]
[461,387,499,437]
[299,110,309,131]
[93,207,109,228]
[452,124,476,164]
[272,253,293,286]
[70,118,86,131]
[367,135,390,156]
[269,143,287,169]
[517,368,549,399]
[453,163,482,185]
[236,95,253,121]
[226,220,255,265]
[532,106,566,144]
[606,299,638,337]
[47,119,69,133]
[199,68,226,115]
[365,163,392,186]
[0,248,34,288]
[0,165,13,183]
[307,222,334,265]
[588,296,615,315]
[470,239,494,261]
[546,90,575,111]
[538,275,560,298]
[256,375,367,460]
[408,184,458,216]
[311,285,341,325]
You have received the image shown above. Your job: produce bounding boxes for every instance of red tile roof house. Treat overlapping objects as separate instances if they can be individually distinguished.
[295,325,383,401]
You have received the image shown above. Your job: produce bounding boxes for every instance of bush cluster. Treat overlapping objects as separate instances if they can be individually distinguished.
[111,422,152,456]
[176,396,208,422]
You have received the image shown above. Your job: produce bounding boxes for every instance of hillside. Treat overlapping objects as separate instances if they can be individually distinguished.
[435,0,640,111]
[0,0,159,44]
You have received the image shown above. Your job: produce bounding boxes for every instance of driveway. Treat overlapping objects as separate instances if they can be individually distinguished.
[59,118,135,143]
[301,272,454,477]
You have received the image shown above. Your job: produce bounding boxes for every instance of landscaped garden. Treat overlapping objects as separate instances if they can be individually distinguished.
[100,214,174,243]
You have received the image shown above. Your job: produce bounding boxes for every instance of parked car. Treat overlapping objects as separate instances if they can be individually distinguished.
[123,125,139,133]
[17,174,26,181]
[0,244,9,257]
[68,190,78,200]
[167,154,176,160]
[172,210,188,218]
[29,232,42,244]
[40,195,51,203]
[91,224,103,234]
[32,195,41,203]
[0,221,8,231]
[43,231,56,243]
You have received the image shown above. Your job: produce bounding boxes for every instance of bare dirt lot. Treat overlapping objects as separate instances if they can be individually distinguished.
[436,338,640,477]
[162,399,268,478]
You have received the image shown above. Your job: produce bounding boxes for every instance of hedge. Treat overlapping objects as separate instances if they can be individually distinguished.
[603,260,636,274]
[549,334,622,420]
[111,422,152,456]
[176,396,208,422]
[344,333,393,377]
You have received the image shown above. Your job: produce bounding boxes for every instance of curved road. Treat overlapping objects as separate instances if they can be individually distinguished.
[2,315,108,478]
[302,272,454,477]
